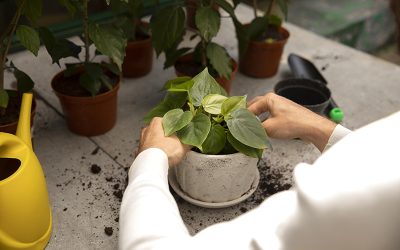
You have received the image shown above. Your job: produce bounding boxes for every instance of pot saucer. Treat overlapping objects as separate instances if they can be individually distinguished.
[168,168,260,208]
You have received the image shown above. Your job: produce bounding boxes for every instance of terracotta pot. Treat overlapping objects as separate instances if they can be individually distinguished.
[185,0,219,30]
[174,53,238,94]
[122,36,153,78]
[0,90,36,134]
[51,69,120,136]
[174,150,259,203]
[239,27,290,78]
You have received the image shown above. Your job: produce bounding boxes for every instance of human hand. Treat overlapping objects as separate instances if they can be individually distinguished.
[138,117,191,166]
[248,93,336,152]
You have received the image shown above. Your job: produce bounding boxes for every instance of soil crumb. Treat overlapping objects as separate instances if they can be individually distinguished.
[104,227,113,236]
[90,164,101,174]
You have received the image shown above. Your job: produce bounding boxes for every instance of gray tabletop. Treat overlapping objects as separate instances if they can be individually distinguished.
[6,4,400,250]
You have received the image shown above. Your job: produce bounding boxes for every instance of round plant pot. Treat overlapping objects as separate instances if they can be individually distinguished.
[174,53,238,94]
[174,150,259,203]
[122,36,153,78]
[0,90,36,134]
[185,0,219,30]
[239,27,290,78]
[51,69,120,136]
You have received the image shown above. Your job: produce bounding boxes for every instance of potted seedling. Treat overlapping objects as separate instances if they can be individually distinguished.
[0,0,44,133]
[223,0,290,78]
[47,0,127,136]
[111,0,153,77]
[150,1,237,93]
[145,68,270,207]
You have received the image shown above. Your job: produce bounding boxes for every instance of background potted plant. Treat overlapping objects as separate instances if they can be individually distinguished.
[111,0,153,77]
[150,0,237,93]
[47,0,127,136]
[0,0,43,134]
[185,0,219,30]
[145,68,270,206]
[234,0,290,78]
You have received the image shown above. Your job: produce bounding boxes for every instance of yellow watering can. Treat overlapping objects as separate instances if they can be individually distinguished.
[0,93,52,249]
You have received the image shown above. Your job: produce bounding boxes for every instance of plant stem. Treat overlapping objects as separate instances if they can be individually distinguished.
[0,1,24,90]
[253,0,258,18]
[201,39,207,67]
[82,0,90,63]
[266,0,276,16]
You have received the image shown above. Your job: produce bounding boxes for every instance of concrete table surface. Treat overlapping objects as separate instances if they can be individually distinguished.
[5,4,400,250]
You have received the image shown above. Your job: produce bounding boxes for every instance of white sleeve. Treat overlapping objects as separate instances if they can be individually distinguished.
[120,112,400,250]
[323,124,352,152]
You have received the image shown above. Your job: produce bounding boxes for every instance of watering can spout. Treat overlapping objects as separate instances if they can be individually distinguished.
[16,93,33,149]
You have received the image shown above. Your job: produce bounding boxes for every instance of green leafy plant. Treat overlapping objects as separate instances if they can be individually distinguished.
[150,0,233,79]
[145,68,270,158]
[45,0,127,96]
[0,0,44,115]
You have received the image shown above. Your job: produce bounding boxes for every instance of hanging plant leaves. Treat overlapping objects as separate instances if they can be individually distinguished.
[195,6,220,42]
[221,95,246,116]
[227,131,263,158]
[13,68,34,93]
[162,109,193,136]
[201,94,227,115]
[200,124,226,154]
[16,25,40,56]
[226,108,270,149]
[206,42,232,79]
[177,113,211,147]
[89,23,127,71]
[144,92,188,124]
[150,6,185,56]
[189,68,227,106]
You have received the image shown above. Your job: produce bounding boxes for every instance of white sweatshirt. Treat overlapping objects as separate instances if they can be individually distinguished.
[120,111,400,250]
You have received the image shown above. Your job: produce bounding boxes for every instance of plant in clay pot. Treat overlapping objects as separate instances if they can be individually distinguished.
[0,0,45,134]
[145,68,270,207]
[150,0,237,93]
[110,0,153,77]
[236,0,290,78]
[47,0,127,136]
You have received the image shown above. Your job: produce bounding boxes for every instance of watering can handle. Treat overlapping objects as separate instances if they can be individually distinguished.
[16,93,33,150]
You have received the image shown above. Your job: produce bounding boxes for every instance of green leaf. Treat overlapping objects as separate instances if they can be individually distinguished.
[23,0,42,24]
[13,68,35,93]
[99,73,113,91]
[206,42,232,79]
[227,131,263,158]
[164,47,191,69]
[195,7,220,42]
[150,6,185,56]
[201,94,227,115]
[89,23,127,70]
[57,0,78,15]
[214,0,235,16]
[144,92,187,124]
[177,112,211,147]
[247,16,269,41]
[189,68,227,106]
[16,25,40,56]
[277,0,288,20]
[39,27,81,65]
[79,72,101,97]
[64,63,81,77]
[102,62,120,76]
[162,109,193,136]
[200,124,226,154]
[221,96,246,116]
[167,80,194,93]
[0,89,9,108]
[163,76,192,90]
[226,108,270,149]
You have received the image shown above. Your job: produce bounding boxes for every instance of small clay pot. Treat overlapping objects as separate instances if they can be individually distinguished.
[51,69,120,136]
[185,0,219,30]
[239,27,290,78]
[174,53,238,94]
[0,90,36,134]
[274,78,331,115]
[174,150,259,203]
[122,35,153,78]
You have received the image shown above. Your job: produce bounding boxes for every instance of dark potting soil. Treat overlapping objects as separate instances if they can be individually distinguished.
[175,60,220,79]
[90,164,102,174]
[0,93,22,125]
[52,70,118,97]
[104,227,113,236]
[256,25,285,42]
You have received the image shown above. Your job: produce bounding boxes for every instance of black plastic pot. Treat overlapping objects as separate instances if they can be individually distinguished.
[274,78,331,115]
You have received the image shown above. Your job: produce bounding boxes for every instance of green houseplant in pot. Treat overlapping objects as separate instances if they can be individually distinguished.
[0,0,44,134]
[150,0,237,93]
[145,68,270,207]
[48,0,127,136]
[233,0,290,78]
[110,0,153,77]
